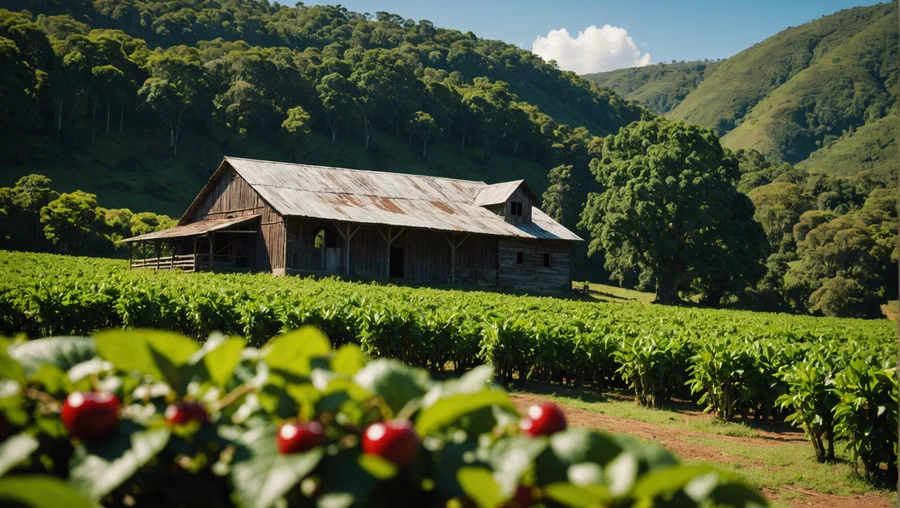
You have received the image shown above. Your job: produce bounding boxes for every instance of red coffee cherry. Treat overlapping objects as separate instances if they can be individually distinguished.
[165,401,209,426]
[361,420,419,467]
[277,421,325,454]
[519,402,567,437]
[61,391,121,442]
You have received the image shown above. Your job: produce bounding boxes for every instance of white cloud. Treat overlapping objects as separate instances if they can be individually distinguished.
[532,25,651,74]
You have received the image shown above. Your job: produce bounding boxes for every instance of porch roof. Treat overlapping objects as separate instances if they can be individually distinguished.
[120,215,260,243]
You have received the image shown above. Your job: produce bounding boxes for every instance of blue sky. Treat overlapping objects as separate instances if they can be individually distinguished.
[316,0,883,73]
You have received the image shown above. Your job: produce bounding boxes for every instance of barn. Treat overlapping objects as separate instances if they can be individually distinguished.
[122,156,582,292]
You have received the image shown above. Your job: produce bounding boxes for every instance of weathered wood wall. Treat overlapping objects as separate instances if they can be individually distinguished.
[498,239,572,292]
[285,218,499,283]
[185,164,285,274]
[503,187,533,225]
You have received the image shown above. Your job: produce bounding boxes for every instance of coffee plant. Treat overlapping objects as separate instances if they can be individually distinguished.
[0,328,767,507]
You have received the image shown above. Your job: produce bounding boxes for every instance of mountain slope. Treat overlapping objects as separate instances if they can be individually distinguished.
[586,3,897,181]
[583,61,719,115]
[721,8,898,165]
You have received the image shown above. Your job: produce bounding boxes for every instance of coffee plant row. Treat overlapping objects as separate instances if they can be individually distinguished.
[0,328,766,507]
[0,251,896,480]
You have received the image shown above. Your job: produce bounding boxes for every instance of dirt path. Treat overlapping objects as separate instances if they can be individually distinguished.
[510,393,894,508]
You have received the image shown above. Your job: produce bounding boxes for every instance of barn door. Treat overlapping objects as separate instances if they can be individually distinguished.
[389,247,404,278]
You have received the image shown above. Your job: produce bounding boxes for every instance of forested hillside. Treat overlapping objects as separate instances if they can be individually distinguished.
[583,60,719,115]
[585,2,898,184]
[0,0,641,217]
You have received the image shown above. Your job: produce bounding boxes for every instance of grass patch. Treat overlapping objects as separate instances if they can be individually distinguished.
[572,281,656,304]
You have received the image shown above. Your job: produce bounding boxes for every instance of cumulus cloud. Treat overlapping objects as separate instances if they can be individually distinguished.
[532,25,651,74]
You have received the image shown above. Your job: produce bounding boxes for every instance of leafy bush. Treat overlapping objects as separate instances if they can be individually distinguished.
[0,329,767,507]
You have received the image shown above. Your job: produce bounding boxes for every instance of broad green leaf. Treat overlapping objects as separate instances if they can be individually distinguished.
[488,435,547,497]
[9,337,96,376]
[0,340,24,383]
[416,389,514,436]
[456,467,505,508]
[631,464,719,501]
[316,448,377,508]
[331,345,367,376]
[606,452,638,496]
[257,385,300,419]
[421,365,494,407]
[354,359,431,415]
[544,482,609,507]
[0,475,94,508]
[264,327,331,377]
[198,337,246,387]
[94,329,199,381]
[231,425,325,508]
[358,454,398,480]
[30,364,69,395]
[0,434,39,476]
[69,419,171,501]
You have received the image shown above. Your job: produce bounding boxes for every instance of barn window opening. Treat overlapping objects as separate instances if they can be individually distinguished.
[510,201,523,217]
[542,253,551,268]
[515,252,524,264]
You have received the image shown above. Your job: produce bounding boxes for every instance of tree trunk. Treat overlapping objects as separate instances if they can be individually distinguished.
[119,103,124,134]
[422,137,428,157]
[57,100,63,132]
[460,125,466,150]
[105,97,110,136]
[655,275,682,303]
[329,119,338,144]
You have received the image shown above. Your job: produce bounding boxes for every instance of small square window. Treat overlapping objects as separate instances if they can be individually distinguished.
[515,252,524,264]
[510,201,523,217]
[542,253,551,268]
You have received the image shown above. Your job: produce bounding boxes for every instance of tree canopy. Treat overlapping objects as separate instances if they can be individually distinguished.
[579,118,766,303]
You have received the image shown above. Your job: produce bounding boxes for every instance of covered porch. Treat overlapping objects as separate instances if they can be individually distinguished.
[121,215,261,272]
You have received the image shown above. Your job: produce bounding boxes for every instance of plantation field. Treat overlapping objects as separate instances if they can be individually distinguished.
[1,250,897,504]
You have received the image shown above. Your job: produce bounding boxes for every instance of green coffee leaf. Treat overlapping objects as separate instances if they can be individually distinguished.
[9,337,96,376]
[544,482,609,507]
[457,467,505,508]
[264,327,331,377]
[94,329,199,380]
[0,475,94,508]
[0,434,39,476]
[331,344,367,376]
[231,425,325,508]
[354,359,431,415]
[69,419,171,501]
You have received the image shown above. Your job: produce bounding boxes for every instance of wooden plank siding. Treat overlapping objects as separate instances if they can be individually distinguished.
[184,165,286,273]
[502,186,534,225]
[285,218,499,284]
[498,239,572,292]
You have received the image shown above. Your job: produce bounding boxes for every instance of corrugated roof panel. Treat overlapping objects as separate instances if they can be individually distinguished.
[121,215,260,242]
[209,157,582,241]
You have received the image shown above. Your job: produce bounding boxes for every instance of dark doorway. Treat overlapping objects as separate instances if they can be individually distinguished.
[389,247,404,278]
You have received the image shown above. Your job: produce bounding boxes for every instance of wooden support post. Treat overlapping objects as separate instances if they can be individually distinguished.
[335,223,360,277]
[193,237,198,272]
[444,233,470,285]
[209,233,215,271]
[377,226,405,278]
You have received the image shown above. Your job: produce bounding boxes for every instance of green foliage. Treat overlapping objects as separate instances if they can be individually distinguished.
[776,351,841,463]
[0,329,765,507]
[832,359,898,481]
[579,118,766,303]
[584,60,719,115]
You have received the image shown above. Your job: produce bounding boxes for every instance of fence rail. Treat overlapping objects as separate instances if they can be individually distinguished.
[130,254,196,271]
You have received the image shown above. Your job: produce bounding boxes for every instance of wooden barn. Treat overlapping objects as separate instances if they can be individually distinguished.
[122,157,582,292]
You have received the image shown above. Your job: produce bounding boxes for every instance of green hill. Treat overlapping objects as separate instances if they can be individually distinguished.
[0,1,641,219]
[584,60,719,115]
[586,3,897,182]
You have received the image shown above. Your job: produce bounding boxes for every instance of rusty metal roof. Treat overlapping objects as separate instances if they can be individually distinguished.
[474,180,535,206]
[121,215,260,243]
[196,157,580,241]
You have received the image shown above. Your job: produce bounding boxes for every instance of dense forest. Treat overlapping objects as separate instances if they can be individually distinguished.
[586,2,898,185]
[0,0,896,318]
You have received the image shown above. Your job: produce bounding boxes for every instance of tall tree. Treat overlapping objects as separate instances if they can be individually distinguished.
[138,46,208,156]
[541,164,574,225]
[407,111,441,156]
[579,117,766,303]
[316,72,355,144]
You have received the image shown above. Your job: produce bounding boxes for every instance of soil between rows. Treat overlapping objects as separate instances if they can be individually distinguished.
[509,393,894,508]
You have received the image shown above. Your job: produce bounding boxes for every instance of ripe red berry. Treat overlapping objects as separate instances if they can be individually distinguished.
[277,421,325,454]
[361,420,419,468]
[508,485,533,507]
[519,402,567,437]
[165,402,209,426]
[61,391,121,442]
